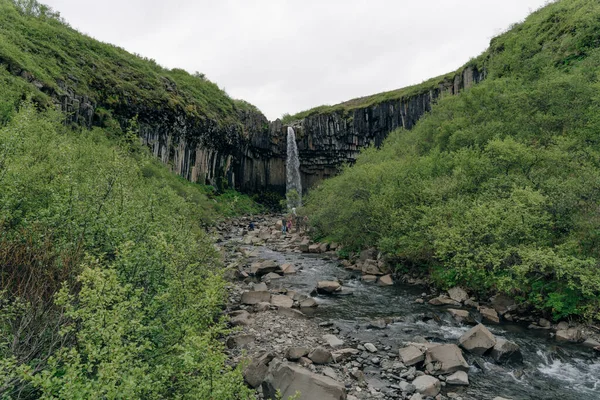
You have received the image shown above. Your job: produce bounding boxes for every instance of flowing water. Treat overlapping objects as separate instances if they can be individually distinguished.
[246,245,600,400]
[286,127,302,207]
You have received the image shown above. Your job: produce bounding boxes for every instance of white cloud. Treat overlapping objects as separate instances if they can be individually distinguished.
[44,0,550,120]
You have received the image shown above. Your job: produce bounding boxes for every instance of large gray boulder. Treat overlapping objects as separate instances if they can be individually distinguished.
[250,260,281,277]
[448,287,469,303]
[262,359,346,400]
[399,345,425,366]
[271,295,293,308]
[459,324,497,355]
[424,344,469,374]
[446,370,469,386]
[308,347,333,364]
[491,339,523,364]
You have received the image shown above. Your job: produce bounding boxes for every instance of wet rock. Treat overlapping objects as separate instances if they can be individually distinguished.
[464,299,479,308]
[428,296,461,306]
[241,291,271,305]
[244,352,275,388]
[262,359,346,400]
[480,306,500,324]
[286,347,310,361]
[490,293,516,315]
[300,297,318,308]
[317,281,342,294]
[538,318,551,328]
[556,327,584,343]
[448,287,469,303]
[412,375,441,397]
[447,309,474,325]
[271,295,293,308]
[319,243,330,253]
[277,307,305,318]
[323,334,345,348]
[364,343,378,353]
[360,248,377,261]
[459,324,497,355]
[280,263,297,274]
[491,339,523,364]
[424,344,469,374]
[368,319,387,329]
[361,275,378,282]
[378,274,394,286]
[308,347,333,364]
[583,338,600,349]
[446,371,469,386]
[399,345,425,366]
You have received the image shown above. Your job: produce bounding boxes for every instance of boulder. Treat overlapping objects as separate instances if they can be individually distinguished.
[446,370,469,386]
[226,334,255,349]
[300,298,318,308]
[447,309,475,325]
[323,334,344,348]
[271,295,294,308]
[262,272,283,281]
[309,244,321,253]
[241,291,271,305]
[424,344,469,374]
[320,243,330,253]
[250,260,281,277]
[262,360,347,400]
[459,324,497,355]
[332,348,360,363]
[480,306,500,324]
[399,345,425,366]
[308,347,333,364]
[277,307,305,318]
[367,319,387,330]
[583,338,600,349]
[362,261,382,276]
[281,263,297,274]
[316,281,342,294]
[490,293,516,315]
[230,310,253,326]
[412,375,441,397]
[254,302,271,312]
[464,299,480,308]
[448,287,469,303]
[244,352,275,388]
[299,243,310,252]
[556,327,584,343]
[378,274,394,286]
[428,296,461,306]
[359,248,377,261]
[491,339,523,364]
[286,347,310,361]
[253,282,268,291]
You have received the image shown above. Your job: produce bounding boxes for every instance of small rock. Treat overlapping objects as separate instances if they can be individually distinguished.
[425,344,469,374]
[556,327,584,343]
[368,319,387,329]
[364,343,378,353]
[254,301,271,312]
[361,275,378,282]
[300,297,318,308]
[286,347,310,361]
[539,318,551,328]
[429,296,461,306]
[316,281,342,294]
[322,366,338,380]
[332,348,360,362]
[271,294,294,308]
[480,306,500,324]
[230,310,253,326]
[323,334,345,348]
[253,282,268,291]
[490,293,516,315]
[262,272,283,281]
[447,309,474,325]
[448,287,469,303]
[226,334,255,349]
[491,339,523,364]
[413,375,441,397]
[399,345,425,366]
[446,371,469,386]
[241,291,271,305]
[378,274,394,286]
[308,347,333,364]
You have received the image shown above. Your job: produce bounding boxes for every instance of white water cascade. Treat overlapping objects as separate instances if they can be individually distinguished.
[286,127,302,208]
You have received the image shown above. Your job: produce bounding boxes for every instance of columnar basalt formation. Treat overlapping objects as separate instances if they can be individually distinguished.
[1,55,484,195]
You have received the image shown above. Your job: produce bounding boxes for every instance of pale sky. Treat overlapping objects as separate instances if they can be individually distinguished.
[43,0,551,120]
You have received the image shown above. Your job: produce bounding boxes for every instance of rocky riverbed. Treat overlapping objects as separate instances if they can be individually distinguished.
[216,215,600,400]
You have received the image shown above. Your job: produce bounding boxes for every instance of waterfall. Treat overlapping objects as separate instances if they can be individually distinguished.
[286,127,302,208]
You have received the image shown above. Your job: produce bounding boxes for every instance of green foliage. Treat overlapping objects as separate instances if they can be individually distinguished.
[0,101,257,398]
[306,0,600,321]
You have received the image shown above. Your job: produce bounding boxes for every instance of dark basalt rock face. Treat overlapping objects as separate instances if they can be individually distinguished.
[2,57,484,195]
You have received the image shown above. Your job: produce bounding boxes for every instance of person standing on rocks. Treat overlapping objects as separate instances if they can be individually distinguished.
[286,217,293,234]
[281,217,287,234]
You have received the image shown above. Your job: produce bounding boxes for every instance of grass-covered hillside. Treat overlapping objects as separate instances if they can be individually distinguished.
[306,0,600,321]
[0,0,261,131]
[0,2,262,398]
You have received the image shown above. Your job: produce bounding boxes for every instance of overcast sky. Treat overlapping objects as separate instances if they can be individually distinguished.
[43,0,551,120]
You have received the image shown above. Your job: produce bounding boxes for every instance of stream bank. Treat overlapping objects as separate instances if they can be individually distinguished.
[216,215,600,400]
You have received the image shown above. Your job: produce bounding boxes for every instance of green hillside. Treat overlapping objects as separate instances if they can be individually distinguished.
[0,1,260,398]
[306,0,600,321]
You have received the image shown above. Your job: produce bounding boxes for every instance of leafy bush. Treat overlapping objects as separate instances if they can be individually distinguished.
[306,0,600,321]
